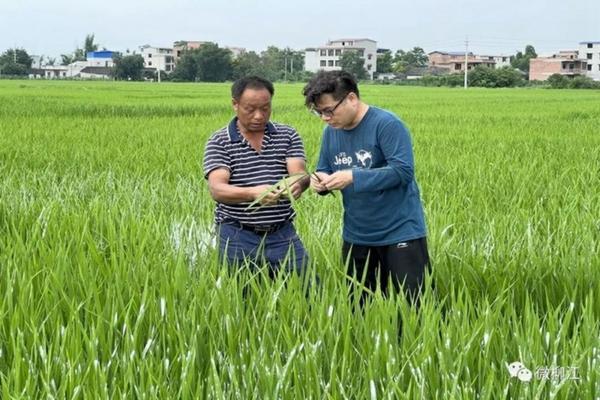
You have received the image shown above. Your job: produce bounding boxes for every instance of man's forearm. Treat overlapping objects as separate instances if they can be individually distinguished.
[209,182,257,204]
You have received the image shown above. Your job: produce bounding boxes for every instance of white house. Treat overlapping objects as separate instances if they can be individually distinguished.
[38,51,116,79]
[479,54,512,69]
[139,45,175,73]
[304,38,378,79]
[579,41,600,81]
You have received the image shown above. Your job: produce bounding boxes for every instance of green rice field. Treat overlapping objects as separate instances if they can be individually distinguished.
[0,80,598,398]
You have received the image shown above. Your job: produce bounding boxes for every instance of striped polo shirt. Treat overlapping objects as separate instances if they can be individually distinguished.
[203,117,306,226]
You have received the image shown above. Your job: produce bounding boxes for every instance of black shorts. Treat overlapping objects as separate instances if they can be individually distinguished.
[342,237,430,304]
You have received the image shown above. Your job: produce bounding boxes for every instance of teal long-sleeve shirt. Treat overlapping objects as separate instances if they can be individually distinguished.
[316,106,427,246]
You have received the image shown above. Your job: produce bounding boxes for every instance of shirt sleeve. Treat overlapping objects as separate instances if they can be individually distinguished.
[352,119,415,193]
[203,134,231,179]
[285,128,306,160]
[316,128,333,174]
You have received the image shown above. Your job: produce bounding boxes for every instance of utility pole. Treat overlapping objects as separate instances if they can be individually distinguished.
[284,55,288,81]
[464,36,469,89]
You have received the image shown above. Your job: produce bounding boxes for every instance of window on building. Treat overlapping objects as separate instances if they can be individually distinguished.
[588,64,592,71]
[148,54,152,58]
[328,60,334,66]
[588,43,593,48]
[335,60,340,66]
[455,63,462,70]
[358,50,364,57]
[335,49,341,56]
[367,54,372,60]
[502,57,507,62]
[569,63,574,70]
[148,61,152,66]
[320,60,326,67]
[328,49,334,56]
[587,53,593,59]
[320,49,326,56]
[367,64,372,70]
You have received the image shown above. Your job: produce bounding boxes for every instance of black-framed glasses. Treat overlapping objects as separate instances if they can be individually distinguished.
[310,93,349,118]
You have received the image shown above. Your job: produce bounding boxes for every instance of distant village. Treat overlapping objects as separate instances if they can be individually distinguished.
[5,37,600,83]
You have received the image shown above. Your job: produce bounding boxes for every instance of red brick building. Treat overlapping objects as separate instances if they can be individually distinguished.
[529,52,588,81]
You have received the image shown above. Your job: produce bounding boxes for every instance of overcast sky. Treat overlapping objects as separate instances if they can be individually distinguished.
[1,0,599,58]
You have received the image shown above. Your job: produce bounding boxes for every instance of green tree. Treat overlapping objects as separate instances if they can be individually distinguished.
[61,54,75,65]
[404,47,428,67]
[376,51,393,74]
[260,46,285,81]
[339,50,367,80]
[568,75,599,89]
[196,43,232,82]
[257,46,304,81]
[393,50,408,73]
[493,66,525,87]
[84,34,99,54]
[511,45,537,76]
[0,48,33,75]
[61,33,99,65]
[170,51,199,81]
[113,54,144,81]
[232,51,265,80]
[546,73,568,88]
[393,47,428,73]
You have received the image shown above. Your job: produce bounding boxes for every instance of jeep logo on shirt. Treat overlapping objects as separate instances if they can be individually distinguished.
[333,152,353,166]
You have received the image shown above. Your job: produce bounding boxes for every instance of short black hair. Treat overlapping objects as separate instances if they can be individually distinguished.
[231,76,274,101]
[302,70,359,108]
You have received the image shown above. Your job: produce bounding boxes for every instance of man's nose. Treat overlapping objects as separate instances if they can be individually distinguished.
[253,110,267,119]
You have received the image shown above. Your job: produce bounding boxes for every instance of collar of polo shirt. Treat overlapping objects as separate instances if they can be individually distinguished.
[227,117,277,143]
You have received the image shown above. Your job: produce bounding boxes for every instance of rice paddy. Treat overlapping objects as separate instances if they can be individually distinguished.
[0,80,598,398]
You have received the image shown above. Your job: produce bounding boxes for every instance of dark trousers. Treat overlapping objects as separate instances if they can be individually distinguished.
[217,222,308,276]
[342,237,430,306]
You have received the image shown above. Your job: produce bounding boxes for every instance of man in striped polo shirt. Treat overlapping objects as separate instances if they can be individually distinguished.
[203,76,310,274]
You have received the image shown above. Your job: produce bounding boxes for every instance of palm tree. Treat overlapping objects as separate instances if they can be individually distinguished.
[84,34,99,54]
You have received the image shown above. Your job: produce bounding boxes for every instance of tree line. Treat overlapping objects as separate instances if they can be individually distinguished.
[2,38,599,89]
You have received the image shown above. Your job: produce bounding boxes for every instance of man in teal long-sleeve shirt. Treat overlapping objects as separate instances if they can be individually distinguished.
[303,71,430,306]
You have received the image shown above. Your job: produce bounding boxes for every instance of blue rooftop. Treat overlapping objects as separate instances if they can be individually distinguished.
[87,51,116,59]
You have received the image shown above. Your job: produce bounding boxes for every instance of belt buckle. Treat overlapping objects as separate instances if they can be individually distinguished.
[252,225,272,234]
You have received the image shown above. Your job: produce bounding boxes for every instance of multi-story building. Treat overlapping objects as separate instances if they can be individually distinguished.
[428,51,496,73]
[529,51,588,81]
[86,51,116,67]
[173,41,208,61]
[139,45,175,73]
[304,38,378,79]
[579,41,600,81]
[479,54,511,68]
